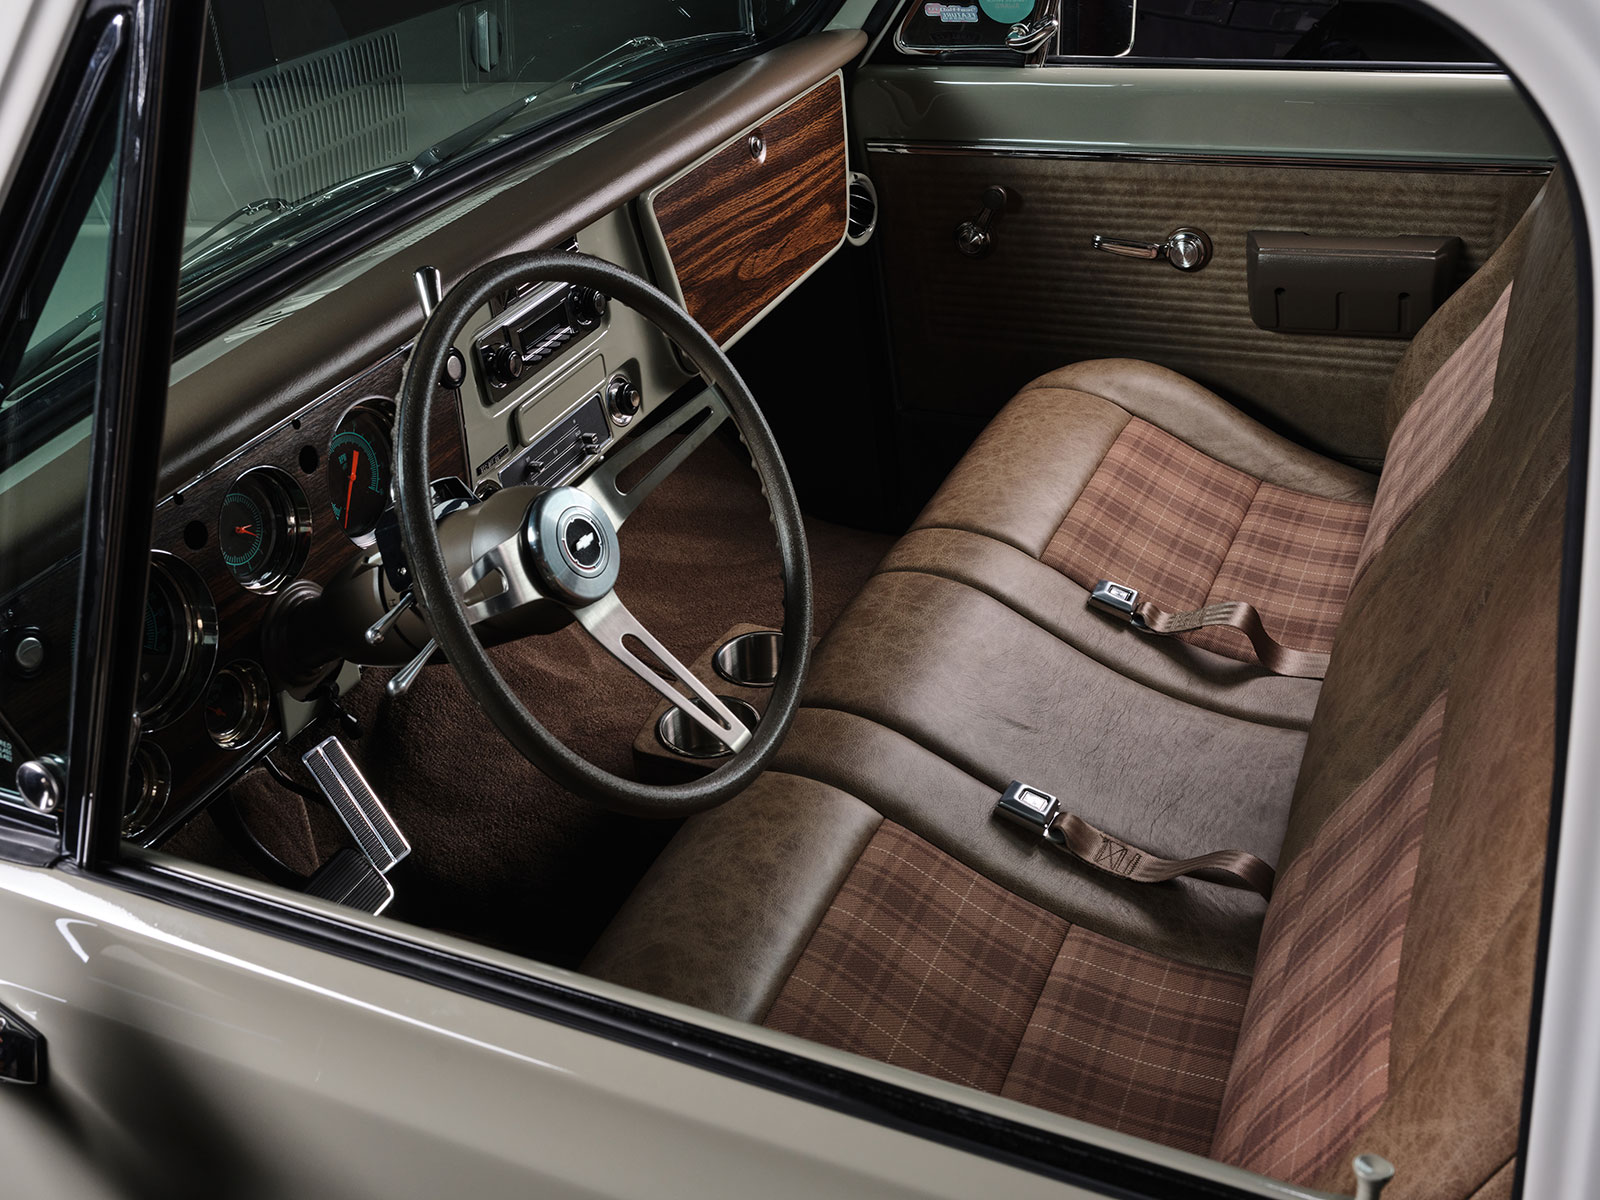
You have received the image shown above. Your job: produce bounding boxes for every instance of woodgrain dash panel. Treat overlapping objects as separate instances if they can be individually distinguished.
[651,75,847,345]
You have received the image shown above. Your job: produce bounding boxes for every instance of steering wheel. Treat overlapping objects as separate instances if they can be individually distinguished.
[392,252,812,818]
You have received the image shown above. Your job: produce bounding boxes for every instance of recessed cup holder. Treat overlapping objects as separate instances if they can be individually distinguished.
[656,697,761,759]
[712,630,783,689]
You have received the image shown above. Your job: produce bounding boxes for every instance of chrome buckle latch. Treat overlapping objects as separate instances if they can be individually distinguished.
[1089,579,1140,621]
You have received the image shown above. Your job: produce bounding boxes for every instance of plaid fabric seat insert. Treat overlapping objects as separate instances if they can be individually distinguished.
[1043,417,1371,666]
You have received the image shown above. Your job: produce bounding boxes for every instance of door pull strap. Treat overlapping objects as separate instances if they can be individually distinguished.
[995,780,1277,900]
[1089,579,1331,680]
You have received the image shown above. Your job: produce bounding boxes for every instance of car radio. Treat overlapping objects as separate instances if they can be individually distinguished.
[474,252,608,395]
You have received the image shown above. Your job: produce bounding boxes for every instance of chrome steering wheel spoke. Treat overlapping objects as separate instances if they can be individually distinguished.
[578,386,729,530]
[574,591,753,753]
[456,529,547,625]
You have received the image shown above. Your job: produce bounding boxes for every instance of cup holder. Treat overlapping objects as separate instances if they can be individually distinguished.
[656,697,761,759]
[712,630,783,689]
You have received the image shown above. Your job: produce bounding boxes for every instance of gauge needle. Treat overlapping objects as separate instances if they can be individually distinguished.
[343,450,360,528]
[234,525,254,536]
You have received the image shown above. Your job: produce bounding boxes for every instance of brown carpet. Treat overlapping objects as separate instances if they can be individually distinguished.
[165,432,892,965]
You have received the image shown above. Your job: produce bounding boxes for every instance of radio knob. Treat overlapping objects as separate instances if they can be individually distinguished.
[482,343,523,387]
[439,348,467,390]
[568,287,608,327]
[605,377,642,424]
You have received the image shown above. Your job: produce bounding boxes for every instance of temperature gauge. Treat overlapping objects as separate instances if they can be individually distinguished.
[327,401,394,540]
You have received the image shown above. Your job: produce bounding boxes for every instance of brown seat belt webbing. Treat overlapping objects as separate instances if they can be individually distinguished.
[995,780,1277,900]
[1088,580,1331,680]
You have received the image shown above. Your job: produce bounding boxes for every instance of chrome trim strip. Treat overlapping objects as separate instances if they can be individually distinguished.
[863,140,1554,175]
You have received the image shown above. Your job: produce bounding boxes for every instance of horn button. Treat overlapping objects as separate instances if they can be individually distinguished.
[522,487,620,605]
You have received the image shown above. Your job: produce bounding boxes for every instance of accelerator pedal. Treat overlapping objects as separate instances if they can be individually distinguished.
[301,736,411,912]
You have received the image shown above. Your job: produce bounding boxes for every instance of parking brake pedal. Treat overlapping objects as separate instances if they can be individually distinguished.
[302,735,411,893]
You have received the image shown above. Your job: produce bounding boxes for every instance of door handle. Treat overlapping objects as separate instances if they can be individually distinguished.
[1093,227,1213,272]
[0,1004,44,1085]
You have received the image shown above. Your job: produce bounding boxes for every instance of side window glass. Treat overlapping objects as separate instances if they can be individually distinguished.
[0,85,123,816]
[1120,0,1491,64]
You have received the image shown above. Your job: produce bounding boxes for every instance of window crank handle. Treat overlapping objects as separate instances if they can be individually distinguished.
[1093,227,1213,271]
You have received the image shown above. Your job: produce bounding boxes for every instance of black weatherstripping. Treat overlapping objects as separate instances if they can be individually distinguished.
[97,855,1262,1200]
[63,0,208,869]
[0,20,122,473]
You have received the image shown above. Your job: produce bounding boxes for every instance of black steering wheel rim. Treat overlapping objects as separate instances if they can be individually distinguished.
[394,251,812,818]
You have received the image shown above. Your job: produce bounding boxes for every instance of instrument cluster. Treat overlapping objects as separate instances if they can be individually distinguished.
[113,349,467,845]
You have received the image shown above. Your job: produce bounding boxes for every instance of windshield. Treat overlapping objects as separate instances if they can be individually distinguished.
[174,0,815,316]
[1,1,825,425]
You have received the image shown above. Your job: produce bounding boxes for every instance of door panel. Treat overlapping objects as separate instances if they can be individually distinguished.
[851,63,1552,477]
[868,150,1542,464]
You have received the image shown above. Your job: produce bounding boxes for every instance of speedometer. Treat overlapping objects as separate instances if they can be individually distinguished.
[218,467,310,592]
[327,401,394,539]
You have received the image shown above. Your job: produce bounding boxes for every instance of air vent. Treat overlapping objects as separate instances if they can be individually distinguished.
[255,32,407,202]
[846,171,879,247]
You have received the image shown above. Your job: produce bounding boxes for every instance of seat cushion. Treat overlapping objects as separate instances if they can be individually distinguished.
[764,820,1252,1157]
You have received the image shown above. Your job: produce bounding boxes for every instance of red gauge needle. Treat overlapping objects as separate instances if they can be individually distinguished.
[343,450,360,528]
[234,525,254,536]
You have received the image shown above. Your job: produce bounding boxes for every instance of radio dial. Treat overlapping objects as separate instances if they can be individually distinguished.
[605,377,642,425]
[483,342,523,387]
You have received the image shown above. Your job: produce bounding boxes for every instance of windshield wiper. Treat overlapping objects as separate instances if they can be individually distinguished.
[178,162,416,295]
[182,196,292,260]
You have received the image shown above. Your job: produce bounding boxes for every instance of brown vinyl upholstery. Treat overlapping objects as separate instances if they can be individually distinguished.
[585,173,1573,1196]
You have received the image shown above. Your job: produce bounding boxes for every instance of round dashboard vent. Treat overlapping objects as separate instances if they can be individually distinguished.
[846,171,879,247]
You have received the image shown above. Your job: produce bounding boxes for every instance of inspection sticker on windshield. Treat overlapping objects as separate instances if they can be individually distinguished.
[925,3,979,22]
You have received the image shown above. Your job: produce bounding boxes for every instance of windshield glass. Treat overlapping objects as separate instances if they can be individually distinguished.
[175,0,816,317]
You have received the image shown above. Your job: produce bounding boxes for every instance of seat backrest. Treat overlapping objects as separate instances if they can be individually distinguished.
[1209,172,1576,1197]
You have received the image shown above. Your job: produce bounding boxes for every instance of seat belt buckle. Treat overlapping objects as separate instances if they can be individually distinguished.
[1089,579,1140,621]
[995,780,1061,834]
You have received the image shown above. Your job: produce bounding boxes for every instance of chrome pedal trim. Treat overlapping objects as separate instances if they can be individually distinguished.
[305,847,395,914]
[302,736,411,873]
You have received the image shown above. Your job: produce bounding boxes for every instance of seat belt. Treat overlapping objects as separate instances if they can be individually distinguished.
[995,780,1276,900]
[1088,579,1330,680]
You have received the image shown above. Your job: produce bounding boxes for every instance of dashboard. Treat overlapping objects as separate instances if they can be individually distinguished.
[0,45,855,846]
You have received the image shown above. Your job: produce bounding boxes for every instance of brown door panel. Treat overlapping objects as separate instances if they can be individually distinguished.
[872,151,1543,465]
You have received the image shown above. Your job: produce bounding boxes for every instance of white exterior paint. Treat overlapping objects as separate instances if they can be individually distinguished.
[0,0,82,210]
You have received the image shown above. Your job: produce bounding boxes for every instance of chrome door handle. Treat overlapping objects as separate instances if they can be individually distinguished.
[0,1004,44,1085]
[1093,227,1213,272]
